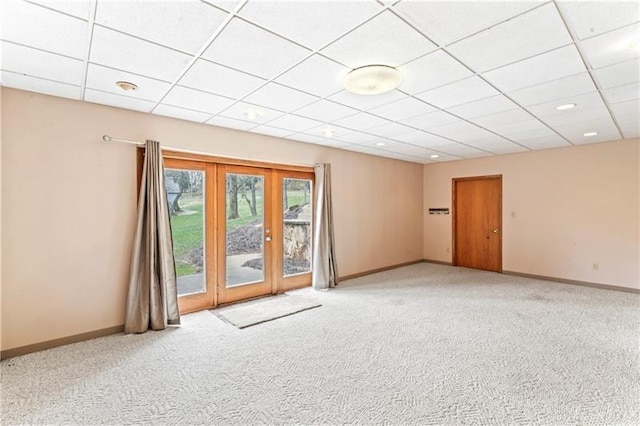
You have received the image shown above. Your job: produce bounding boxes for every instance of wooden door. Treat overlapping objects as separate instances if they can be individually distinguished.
[453,175,502,272]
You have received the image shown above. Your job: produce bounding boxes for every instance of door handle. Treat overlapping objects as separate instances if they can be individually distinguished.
[493,229,499,234]
[265,236,272,242]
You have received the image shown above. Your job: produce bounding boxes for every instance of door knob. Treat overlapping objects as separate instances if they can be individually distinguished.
[265,236,272,242]
[493,229,499,234]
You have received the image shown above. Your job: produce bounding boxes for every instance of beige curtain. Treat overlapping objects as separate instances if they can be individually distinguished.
[124,140,180,333]
[312,163,339,290]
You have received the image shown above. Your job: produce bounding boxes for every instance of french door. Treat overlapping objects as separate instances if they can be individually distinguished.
[162,156,313,313]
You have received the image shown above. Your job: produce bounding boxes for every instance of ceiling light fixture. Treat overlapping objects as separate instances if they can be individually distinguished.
[244,110,262,120]
[343,65,402,95]
[376,142,386,146]
[555,103,576,111]
[583,131,599,137]
[430,154,440,159]
[322,129,334,138]
[115,81,138,92]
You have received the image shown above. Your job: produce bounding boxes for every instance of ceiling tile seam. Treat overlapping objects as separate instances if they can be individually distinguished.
[199,0,238,16]
[566,16,640,43]
[388,1,575,146]
[478,41,576,75]
[1,69,83,88]
[91,23,198,57]
[0,40,85,63]
[23,0,89,22]
[83,85,157,104]
[80,1,98,102]
[149,0,248,113]
[195,56,267,81]
[433,45,574,147]
[83,62,174,84]
[390,1,552,52]
[157,103,216,124]
[552,0,625,140]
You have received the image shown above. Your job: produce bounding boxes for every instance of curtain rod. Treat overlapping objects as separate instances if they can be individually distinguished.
[101,135,319,168]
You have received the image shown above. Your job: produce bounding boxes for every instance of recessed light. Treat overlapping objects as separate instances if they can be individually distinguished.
[555,103,576,111]
[343,65,402,95]
[244,110,262,120]
[376,142,386,146]
[322,129,334,138]
[583,131,599,137]
[430,154,440,159]
[115,81,138,92]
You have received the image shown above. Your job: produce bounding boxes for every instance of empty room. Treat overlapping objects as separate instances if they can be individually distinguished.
[1,0,639,424]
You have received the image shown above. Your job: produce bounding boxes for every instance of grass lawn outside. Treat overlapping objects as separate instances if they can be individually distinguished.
[169,191,310,277]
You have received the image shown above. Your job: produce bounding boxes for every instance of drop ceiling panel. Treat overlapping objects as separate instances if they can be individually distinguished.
[84,88,155,113]
[592,58,640,89]
[519,134,571,150]
[483,45,587,93]
[394,1,543,46]
[428,120,486,140]
[201,17,311,79]
[619,121,640,138]
[542,105,612,128]
[368,96,436,121]
[178,59,266,99]
[553,116,620,142]
[447,3,572,72]
[27,0,92,20]
[162,86,234,115]
[95,2,228,55]
[305,123,354,140]
[2,71,82,100]
[415,76,499,108]
[321,11,437,68]
[398,50,473,95]
[557,2,640,40]
[610,99,640,123]
[286,133,324,144]
[602,82,640,105]
[333,131,379,144]
[266,114,323,133]
[470,108,535,128]
[438,143,490,158]
[294,99,359,123]
[275,55,348,98]
[154,104,213,123]
[220,102,285,124]
[579,23,640,69]
[238,2,381,50]
[366,121,416,138]
[91,26,193,82]
[328,89,405,111]
[85,64,172,102]
[447,95,519,120]
[485,119,558,142]
[243,83,319,112]
[250,125,293,138]
[399,110,460,130]
[206,115,256,132]
[3,0,88,59]
[332,112,391,132]
[506,72,596,106]
[389,131,452,148]
[1,42,84,86]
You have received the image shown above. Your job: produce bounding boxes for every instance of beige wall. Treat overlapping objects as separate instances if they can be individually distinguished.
[0,88,424,351]
[423,139,640,289]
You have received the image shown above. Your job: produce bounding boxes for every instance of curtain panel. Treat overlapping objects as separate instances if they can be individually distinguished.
[312,163,339,290]
[124,140,180,333]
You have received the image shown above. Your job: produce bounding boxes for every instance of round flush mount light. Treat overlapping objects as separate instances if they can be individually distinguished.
[344,65,403,95]
[115,81,138,92]
[376,142,387,146]
[555,103,576,111]
[322,128,334,138]
[430,154,440,159]
[583,131,599,137]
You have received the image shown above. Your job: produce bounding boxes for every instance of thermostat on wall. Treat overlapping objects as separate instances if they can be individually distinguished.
[429,208,449,215]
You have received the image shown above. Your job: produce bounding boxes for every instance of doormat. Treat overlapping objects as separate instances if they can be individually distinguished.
[212,294,321,329]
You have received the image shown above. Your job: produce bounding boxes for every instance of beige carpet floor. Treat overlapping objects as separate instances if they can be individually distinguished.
[1,263,639,424]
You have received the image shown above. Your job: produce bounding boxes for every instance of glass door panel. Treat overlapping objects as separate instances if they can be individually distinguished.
[165,168,206,296]
[225,173,265,287]
[283,178,312,277]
